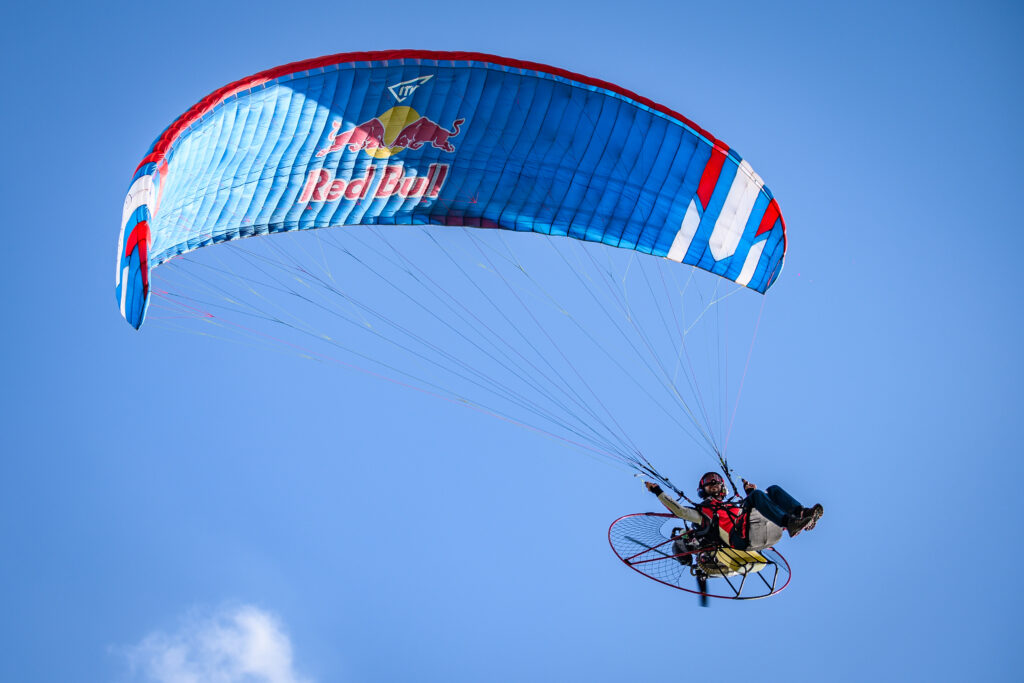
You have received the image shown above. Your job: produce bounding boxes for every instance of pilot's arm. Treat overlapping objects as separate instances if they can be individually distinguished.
[644,482,702,524]
[645,482,730,545]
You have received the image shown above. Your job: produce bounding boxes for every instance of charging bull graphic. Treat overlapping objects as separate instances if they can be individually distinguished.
[316,106,465,159]
[392,116,464,152]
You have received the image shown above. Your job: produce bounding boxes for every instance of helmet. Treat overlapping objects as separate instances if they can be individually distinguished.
[697,472,727,499]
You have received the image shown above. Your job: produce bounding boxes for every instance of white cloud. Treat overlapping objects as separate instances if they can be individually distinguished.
[122,604,312,683]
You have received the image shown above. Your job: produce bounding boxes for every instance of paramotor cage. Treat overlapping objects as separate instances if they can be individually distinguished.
[608,512,791,600]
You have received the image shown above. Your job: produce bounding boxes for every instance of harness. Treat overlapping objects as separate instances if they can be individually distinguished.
[695,497,748,545]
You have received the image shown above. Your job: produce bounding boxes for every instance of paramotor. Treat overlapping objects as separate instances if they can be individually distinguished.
[608,512,791,600]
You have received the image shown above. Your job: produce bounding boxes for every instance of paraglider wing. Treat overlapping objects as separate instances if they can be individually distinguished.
[116,50,787,329]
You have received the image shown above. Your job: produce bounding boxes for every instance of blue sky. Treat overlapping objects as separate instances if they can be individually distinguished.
[2,1,1022,681]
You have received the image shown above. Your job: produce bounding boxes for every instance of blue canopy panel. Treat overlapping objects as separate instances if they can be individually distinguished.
[116,50,787,329]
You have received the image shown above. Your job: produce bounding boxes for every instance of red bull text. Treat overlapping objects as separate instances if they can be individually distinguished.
[299,163,450,203]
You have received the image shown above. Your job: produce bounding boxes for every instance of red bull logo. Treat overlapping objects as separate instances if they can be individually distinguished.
[316,106,464,159]
[299,163,450,203]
